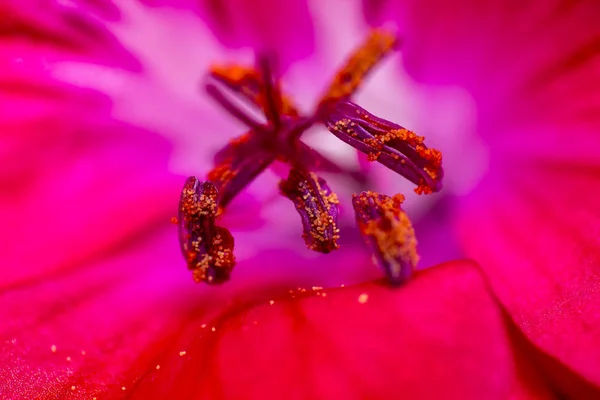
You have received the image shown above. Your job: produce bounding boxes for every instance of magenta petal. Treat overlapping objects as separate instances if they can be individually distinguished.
[1,66,181,287]
[362,0,600,161]
[142,0,315,68]
[457,162,600,386]
[198,0,315,69]
[1,1,141,71]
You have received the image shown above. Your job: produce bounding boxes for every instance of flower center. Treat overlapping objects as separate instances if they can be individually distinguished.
[177,30,444,286]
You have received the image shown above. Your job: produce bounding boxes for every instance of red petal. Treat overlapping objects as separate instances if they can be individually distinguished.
[108,262,552,398]
[0,229,197,398]
[457,161,600,387]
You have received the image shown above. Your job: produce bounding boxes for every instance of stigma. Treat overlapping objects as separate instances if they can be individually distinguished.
[178,29,444,285]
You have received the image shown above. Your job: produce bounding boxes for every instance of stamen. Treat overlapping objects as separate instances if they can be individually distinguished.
[205,83,266,132]
[325,101,443,194]
[279,168,340,253]
[317,29,397,112]
[181,30,445,285]
[352,191,418,286]
[209,64,299,118]
[207,133,275,209]
[177,177,235,284]
[256,55,283,128]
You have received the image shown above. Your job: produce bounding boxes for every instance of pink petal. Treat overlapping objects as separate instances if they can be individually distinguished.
[1,53,182,288]
[0,121,182,288]
[1,0,140,70]
[363,0,600,161]
[138,0,315,70]
[456,162,600,387]
[1,255,558,398]
[200,0,315,67]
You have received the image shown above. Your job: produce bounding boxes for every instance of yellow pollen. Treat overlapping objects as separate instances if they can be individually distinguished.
[50,345,57,353]
[358,293,369,304]
[319,29,397,106]
[354,191,419,281]
[279,169,340,253]
[179,351,187,356]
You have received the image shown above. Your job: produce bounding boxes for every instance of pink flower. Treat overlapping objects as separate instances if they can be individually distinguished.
[0,0,598,399]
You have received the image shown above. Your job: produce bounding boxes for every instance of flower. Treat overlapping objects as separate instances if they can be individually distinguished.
[0,0,599,399]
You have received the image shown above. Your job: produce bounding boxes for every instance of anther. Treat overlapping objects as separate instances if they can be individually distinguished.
[177,177,235,284]
[352,191,418,286]
[325,101,443,194]
[279,168,340,253]
[317,29,398,113]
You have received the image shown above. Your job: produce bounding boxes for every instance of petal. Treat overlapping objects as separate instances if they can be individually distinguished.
[139,0,316,69]
[1,0,140,70]
[2,252,555,397]
[456,161,600,387]
[116,261,555,398]
[0,0,201,287]
[0,229,198,398]
[0,92,182,288]
[0,40,182,286]
[363,0,600,161]
[200,0,315,68]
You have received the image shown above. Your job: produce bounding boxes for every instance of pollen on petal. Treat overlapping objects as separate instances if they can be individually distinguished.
[352,191,419,285]
[326,101,443,194]
[279,168,340,253]
[177,177,236,284]
[317,29,398,111]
